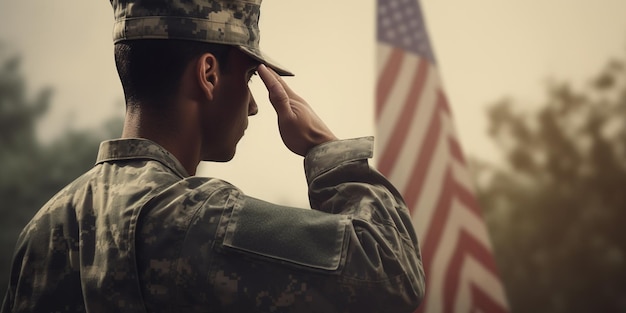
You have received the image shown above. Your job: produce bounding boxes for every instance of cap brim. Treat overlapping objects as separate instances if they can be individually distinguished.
[237,46,294,76]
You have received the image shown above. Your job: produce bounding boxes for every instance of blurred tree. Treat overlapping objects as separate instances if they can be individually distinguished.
[474,58,626,313]
[0,51,122,299]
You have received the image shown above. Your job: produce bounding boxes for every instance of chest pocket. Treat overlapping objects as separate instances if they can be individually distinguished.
[223,196,351,271]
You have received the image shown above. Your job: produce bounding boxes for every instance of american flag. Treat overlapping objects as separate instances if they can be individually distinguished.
[375,0,510,312]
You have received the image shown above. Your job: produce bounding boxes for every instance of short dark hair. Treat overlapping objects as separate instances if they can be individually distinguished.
[114,39,230,107]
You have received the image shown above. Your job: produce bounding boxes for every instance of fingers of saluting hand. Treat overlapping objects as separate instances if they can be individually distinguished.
[257,64,292,117]
[256,64,337,156]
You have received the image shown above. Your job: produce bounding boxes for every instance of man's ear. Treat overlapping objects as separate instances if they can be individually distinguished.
[196,53,219,101]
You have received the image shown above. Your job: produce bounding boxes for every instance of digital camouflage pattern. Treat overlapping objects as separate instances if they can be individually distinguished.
[110,0,293,76]
[1,137,425,312]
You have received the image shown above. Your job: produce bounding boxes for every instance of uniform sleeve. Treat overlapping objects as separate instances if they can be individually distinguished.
[306,137,425,308]
[213,137,425,313]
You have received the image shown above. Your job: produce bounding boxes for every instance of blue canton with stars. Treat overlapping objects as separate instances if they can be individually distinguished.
[377,0,436,64]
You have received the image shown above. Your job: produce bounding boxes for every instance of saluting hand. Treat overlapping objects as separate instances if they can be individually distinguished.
[257,64,337,156]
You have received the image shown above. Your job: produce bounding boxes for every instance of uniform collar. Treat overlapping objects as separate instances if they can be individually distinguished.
[96,138,190,178]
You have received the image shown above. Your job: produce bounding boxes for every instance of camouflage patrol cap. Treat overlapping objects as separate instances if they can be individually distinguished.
[110,0,294,76]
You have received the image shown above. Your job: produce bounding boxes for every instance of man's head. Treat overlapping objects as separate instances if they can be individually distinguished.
[110,0,289,164]
[114,39,259,162]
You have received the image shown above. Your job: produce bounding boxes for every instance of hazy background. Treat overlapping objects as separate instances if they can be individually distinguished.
[1,1,626,312]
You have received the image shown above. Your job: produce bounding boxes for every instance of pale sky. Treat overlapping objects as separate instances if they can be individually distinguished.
[1,1,625,207]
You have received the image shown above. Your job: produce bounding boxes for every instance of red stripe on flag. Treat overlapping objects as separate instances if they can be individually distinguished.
[414,168,454,313]
[454,178,482,216]
[376,48,405,119]
[443,230,501,313]
[421,168,486,271]
[401,90,446,211]
[421,168,454,273]
[439,91,451,114]
[415,166,499,313]
[415,168,489,313]
[377,59,430,177]
[448,137,466,165]
[471,283,508,313]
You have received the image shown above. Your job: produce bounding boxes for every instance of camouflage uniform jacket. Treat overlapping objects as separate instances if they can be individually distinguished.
[2,137,425,313]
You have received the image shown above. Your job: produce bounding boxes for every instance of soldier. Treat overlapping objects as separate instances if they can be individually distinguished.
[1,0,425,312]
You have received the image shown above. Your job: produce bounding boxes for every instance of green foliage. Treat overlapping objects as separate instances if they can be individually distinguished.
[475,58,626,313]
[0,52,123,299]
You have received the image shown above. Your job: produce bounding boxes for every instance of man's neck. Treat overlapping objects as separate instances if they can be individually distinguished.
[122,108,201,176]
